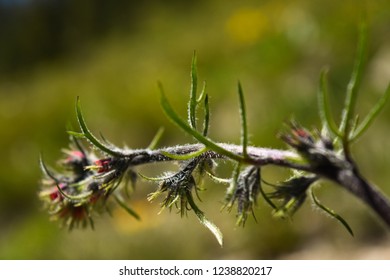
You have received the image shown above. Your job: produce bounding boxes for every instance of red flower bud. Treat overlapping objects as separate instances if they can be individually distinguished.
[94,158,112,173]
[48,183,67,201]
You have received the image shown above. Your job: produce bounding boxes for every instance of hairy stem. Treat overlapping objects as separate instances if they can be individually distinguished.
[123,143,305,169]
[331,161,390,227]
[120,143,390,227]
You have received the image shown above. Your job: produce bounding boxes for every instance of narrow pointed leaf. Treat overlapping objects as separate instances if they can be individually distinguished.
[223,162,241,208]
[351,83,390,141]
[205,170,231,185]
[339,22,368,141]
[349,115,360,138]
[186,190,223,247]
[318,69,342,137]
[311,189,354,236]
[71,134,87,156]
[39,155,60,182]
[67,131,86,138]
[161,146,208,160]
[259,182,277,210]
[188,51,198,129]
[56,185,92,202]
[138,172,172,182]
[159,83,245,162]
[202,94,210,136]
[99,131,115,146]
[197,80,207,104]
[147,127,165,150]
[114,194,141,220]
[238,82,249,158]
[76,97,122,157]
[114,195,141,221]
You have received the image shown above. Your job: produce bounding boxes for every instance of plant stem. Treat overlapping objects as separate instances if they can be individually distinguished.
[331,161,390,227]
[124,143,305,169]
[120,143,390,227]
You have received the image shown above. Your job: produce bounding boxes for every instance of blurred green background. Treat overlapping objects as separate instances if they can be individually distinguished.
[1,0,390,259]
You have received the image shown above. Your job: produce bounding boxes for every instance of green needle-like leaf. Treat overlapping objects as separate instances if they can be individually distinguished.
[238,82,249,158]
[339,22,368,145]
[311,189,354,236]
[259,182,277,210]
[159,83,245,162]
[114,194,141,221]
[161,146,208,160]
[197,80,207,104]
[205,171,231,184]
[186,190,223,247]
[223,162,241,208]
[56,185,92,202]
[76,97,122,157]
[147,127,165,150]
[189,51,198,129]
[67,131,86,138]
[351,83,390,142]
[318,69,342,137]
[39,155,58,182]
[138,172,172,182]
[202,94,210,137]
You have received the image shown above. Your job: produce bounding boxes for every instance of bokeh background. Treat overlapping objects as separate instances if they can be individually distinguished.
[1,0,390,259]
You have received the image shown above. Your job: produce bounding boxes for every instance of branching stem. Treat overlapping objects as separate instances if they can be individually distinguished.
[118,143,390,227]
[40,32,390,242]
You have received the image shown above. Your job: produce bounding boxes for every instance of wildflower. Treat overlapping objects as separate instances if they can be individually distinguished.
[279,121,315,152]
[57,204,92,229]
[39,177,97,229]
[94,158,112,173]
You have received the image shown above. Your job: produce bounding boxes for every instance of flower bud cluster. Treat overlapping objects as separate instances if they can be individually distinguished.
[39,140,130,229]
[268,176,317,218]
[147,157,200,216]
[225,166,261,226]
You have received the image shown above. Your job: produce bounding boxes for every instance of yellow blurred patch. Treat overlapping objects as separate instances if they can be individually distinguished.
[111,199,165,234]
[226,8,269,45]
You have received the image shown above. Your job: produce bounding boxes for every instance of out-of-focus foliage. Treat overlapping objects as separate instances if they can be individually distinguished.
[1,0,390,259]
